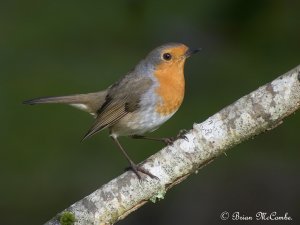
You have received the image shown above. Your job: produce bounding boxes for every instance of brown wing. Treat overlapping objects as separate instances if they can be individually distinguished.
[82,75,153,140]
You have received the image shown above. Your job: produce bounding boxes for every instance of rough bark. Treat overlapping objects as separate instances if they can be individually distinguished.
[45,65,300,225]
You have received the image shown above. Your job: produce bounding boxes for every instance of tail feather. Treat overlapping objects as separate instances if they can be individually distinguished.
[23,91,107,116]
[23,95,82,105]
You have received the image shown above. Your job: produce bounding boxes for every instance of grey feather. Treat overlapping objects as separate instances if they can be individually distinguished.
[23,91,107,115]
[82,76,153,140]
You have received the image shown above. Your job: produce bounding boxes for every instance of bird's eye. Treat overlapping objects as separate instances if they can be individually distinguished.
[162,53,172,61]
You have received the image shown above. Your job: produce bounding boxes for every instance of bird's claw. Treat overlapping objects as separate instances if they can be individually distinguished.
[163,129,189,145]
[162,137,176,145]
[125,164,158,180]
[177,129,189,141]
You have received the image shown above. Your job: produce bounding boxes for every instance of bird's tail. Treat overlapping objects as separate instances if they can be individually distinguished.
[23,91,107,116]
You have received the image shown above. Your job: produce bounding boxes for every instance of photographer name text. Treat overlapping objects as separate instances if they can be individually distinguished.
[220,211,292,221]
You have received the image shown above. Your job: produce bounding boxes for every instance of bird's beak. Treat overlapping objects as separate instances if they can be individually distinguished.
[185,48,201,58]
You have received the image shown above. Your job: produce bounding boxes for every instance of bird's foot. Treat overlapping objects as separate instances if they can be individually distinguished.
[177,129,189,141]
[161,137,176,145]
[162,129,189,145]
[125,163,158,180]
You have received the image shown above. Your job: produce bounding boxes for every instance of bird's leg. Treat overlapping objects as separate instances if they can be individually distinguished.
[110,136,157,179]
[132,129,189,145]
[132,135,174,145]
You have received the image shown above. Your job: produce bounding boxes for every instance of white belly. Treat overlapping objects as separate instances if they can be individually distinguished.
[110,108,175,137]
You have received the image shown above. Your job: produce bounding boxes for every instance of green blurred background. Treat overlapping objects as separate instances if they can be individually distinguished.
[1,0,300,224]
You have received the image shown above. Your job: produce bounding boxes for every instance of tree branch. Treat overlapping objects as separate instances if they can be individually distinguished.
[45,65,300,225]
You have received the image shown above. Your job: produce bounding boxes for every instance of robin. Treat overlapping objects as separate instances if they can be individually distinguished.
[24,43,200,179]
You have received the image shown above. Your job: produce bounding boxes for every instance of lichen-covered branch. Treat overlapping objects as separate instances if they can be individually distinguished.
[45,65,300,225]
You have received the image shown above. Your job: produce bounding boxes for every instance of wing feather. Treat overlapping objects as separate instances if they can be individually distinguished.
[82,76,153,140]
[82,97,128,140]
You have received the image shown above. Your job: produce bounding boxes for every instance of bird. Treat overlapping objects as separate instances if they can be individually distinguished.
[23,43,201,179]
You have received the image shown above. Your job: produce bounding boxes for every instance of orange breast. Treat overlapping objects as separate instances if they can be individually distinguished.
[155,60,185,115]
